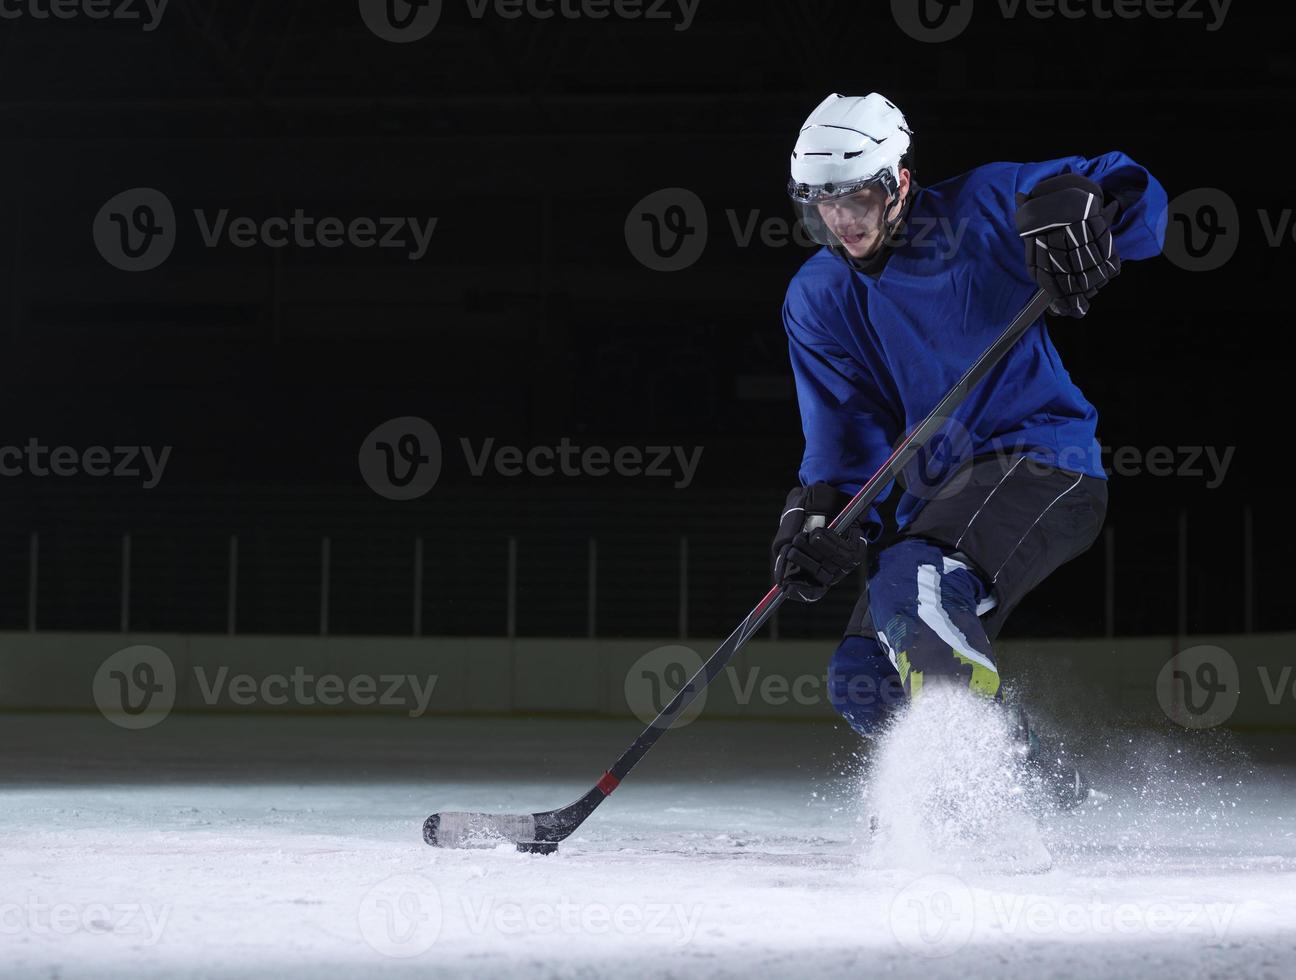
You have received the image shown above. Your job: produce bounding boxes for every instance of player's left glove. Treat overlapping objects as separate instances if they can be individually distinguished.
[771,483,869,603]
[1014,173,1121,319]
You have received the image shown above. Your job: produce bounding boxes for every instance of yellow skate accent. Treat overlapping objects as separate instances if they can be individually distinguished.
[895,649,998,699]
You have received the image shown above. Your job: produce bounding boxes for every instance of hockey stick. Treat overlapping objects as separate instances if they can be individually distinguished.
[424,287,1052,852]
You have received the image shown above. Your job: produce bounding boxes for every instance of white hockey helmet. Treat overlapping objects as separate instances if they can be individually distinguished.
[788,93,914,255]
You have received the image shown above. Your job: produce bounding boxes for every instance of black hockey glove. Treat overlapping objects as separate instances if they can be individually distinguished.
[1014,173,1121,319]
[771,483,869,603]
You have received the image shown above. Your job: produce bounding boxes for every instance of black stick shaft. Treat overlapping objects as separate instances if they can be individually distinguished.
[603,289,1050,788]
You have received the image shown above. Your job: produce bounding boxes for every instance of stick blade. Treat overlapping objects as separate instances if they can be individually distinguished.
[423,810,537,849]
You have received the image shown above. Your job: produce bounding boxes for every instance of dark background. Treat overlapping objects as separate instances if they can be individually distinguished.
[0,0,1283,641]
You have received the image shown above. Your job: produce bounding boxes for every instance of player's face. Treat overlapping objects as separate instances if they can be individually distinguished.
[816,186,893,258]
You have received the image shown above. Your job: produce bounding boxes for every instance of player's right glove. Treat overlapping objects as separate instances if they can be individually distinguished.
[1014,173,1122,319]
[771,483,869,603]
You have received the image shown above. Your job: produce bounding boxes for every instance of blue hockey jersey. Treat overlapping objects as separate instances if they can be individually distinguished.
[783,152,1167,537]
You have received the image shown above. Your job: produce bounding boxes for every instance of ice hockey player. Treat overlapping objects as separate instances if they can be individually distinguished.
[770,92,1166,805]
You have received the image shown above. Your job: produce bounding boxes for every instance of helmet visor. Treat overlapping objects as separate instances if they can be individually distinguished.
[789,178,896,256]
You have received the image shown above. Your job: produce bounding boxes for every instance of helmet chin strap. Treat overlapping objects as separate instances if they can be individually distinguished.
[832,187,913,275]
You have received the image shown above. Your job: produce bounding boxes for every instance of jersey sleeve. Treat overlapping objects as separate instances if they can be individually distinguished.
[783,284,901,541]
[1014,151,1168,261]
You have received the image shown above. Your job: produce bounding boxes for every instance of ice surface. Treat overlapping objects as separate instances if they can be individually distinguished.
[1,712,1294,978]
